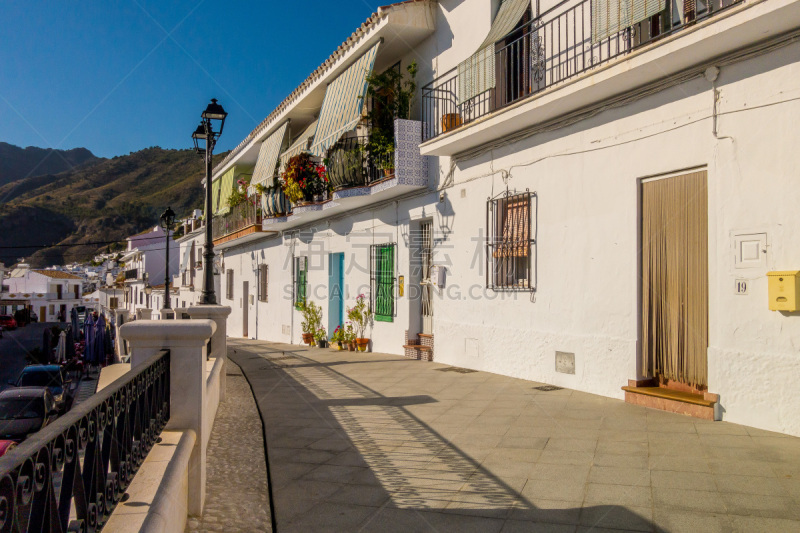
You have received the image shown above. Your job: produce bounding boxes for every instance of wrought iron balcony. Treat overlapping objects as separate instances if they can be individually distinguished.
[325,135,396,191]
[422,0,742,141]
[124,268,138,280]
[0,349,170,532]
[212,196,264,245]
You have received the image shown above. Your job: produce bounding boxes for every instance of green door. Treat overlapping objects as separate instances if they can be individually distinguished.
[374,244,395,322]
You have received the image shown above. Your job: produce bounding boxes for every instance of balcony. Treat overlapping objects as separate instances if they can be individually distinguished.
[421,0,752,155]
[124,268,139,280]
[256,118,429,233]
[212,197,271,246]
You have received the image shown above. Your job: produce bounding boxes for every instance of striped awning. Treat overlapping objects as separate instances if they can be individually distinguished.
[458,0,530,104]
[180,243,192,273]
[279,119,318,170]
[252,121,290,188]
[214,167,236,215]
[310,42,380,157]
[592,0,665,42]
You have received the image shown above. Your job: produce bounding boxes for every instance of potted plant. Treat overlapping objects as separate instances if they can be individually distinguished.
[347,294,373,352]
[364,61,417,178]
[345,323,356,351]
[280,153,330,205]
[299,300,323,346]
[314,326,328,348]
[331,326,345,350]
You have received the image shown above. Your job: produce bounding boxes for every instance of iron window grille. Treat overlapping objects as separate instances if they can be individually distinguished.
[226,269,234,300]
[486,190,535,291]
[294,256,307,309]
[258,264,268,303]
[371,243,396,322]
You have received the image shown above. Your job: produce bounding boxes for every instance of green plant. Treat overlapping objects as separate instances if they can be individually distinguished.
[346,294,373,339]
[314,326,327,342]
[331,326,345,343]
[345,323,356,342]
[280,153,329,203]
[364,61,417,172]
[299,300,323,335]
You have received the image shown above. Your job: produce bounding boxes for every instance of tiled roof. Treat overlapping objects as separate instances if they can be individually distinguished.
[212,0,428,177]
[32,270,83,280]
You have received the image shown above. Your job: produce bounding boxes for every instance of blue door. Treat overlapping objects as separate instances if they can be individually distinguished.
[328,253,344,337]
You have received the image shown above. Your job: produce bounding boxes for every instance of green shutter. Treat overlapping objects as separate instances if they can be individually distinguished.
[295,257,307,309]
[375,245,394,322]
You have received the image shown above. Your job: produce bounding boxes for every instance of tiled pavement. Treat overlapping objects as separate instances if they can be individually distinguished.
[228,339,800,533]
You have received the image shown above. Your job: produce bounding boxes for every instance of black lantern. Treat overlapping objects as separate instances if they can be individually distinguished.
[159,207,176,309]
[192,98,227,306]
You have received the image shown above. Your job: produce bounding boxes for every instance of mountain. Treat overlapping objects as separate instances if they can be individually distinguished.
[0,142,99,188]
[0,146,227,267]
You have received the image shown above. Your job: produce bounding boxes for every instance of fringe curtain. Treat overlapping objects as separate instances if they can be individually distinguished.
[641,171,708,388]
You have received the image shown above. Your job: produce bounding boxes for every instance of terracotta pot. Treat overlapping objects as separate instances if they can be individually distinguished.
[356,338,370,352]
[442,113,463,132]
[382,168,394,178]
[347,341,356,352]
[302,333,314,345]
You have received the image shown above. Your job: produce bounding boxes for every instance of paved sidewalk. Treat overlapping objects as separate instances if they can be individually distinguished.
[186,361,272,533]
[229,339,800,533]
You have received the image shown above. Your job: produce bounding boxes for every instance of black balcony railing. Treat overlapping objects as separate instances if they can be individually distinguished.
[0,349,170,532]
[124,269,138,280]
[325,135,395,190]
[422,0,742,141]
[212,197,261,241]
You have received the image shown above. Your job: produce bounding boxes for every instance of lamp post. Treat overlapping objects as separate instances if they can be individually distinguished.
[192,98,227,305]
[159,206,176,309]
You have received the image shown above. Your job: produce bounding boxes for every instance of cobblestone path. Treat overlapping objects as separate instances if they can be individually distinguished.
[185,362,272,533]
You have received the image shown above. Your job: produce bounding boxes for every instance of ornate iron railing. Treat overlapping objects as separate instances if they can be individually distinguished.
[123,269,138,281]
[422,0,742,141]
[325,135,395,190]
[0,350,170,532]
[212,197,261,241]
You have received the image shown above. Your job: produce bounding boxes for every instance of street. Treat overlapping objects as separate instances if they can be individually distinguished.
[0,322,54,392]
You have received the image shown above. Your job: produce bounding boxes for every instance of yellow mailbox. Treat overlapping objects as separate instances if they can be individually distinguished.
[768,271,800,311]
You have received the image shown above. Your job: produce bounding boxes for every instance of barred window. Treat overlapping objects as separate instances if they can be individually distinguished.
[371,243,396,322]
[226,269,234,300]
[258,264,269,303]
[487,191,535,291]
[294,257,307,309]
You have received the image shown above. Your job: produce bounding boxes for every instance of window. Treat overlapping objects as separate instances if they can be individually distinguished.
[258,264,269,303]
[487,191,534,291]
[56,285,63,300]
[109,297,118,309]
[73,285,79,299]
[293,257,307,309]
[139,290,143,304]
[226,269,234,300]
[49,304,54,315]
[371,244,396,322]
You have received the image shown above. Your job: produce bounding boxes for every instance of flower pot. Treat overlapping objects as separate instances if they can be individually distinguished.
[335,341,343,350]
[302,333,314,345]
[313,194,323,203]
[356,338,370,352]
[382,168,394,178]
[347,341,356,352]
[442,113,463,132]
[317,339,328,348]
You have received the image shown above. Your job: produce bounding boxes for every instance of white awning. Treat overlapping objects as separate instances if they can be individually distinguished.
[458,0,530,104]
[180,243,192,273]
[592,0,665,42]
[309,42,380,158]
[279,120,318,170]
[252,121,290,188]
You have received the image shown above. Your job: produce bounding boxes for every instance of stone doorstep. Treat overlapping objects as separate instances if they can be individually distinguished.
[622,384,719,421]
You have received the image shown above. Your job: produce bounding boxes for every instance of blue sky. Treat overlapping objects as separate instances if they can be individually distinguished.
[0,1,383,158]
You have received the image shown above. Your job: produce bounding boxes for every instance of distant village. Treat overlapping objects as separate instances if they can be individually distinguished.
[0,209,205,325]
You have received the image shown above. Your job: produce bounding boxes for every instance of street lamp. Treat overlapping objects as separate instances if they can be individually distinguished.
[192,98,227,305]
[159,206,176,309]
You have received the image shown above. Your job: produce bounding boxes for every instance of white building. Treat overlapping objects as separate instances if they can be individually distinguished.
[197,0,800,436]
[2,264,83,322]
[120,226,179,317]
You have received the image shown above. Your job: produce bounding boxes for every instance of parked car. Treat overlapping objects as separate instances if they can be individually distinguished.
[0,315,17,330]
[0,388,58,442]
[9,365,73,413]
[0,440,17,457]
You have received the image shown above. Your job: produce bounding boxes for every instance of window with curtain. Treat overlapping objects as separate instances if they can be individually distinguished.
[371,244,396,322]
[487,192,534,290]
[258,264,268,303]
[294,257,307,309]
[591,0,666,42]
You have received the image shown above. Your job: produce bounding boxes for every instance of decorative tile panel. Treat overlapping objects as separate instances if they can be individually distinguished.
[393,119,428,188]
